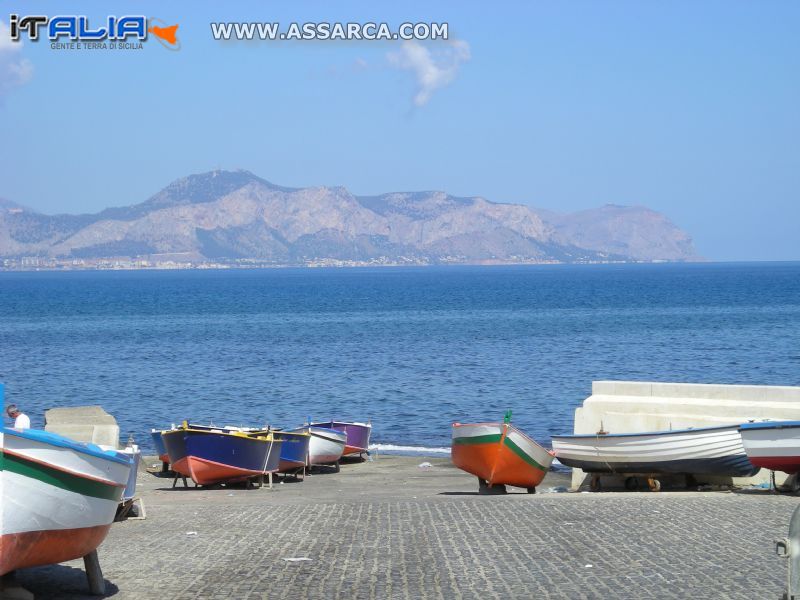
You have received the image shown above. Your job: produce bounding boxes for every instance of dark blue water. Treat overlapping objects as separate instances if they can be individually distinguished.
[1,263,799,455]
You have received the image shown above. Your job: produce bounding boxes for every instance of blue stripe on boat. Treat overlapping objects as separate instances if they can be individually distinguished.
[739,421,800,431]
[556,454,759,477]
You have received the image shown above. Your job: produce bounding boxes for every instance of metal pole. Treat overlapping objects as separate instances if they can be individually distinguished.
[777,504,800,599]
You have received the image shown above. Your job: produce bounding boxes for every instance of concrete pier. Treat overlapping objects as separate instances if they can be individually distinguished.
[13,455,793,599]
[570,381,800,489]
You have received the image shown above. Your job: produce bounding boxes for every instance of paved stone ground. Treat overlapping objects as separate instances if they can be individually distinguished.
[12,456,798,599]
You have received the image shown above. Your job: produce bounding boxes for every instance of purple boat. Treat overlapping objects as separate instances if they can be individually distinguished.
[310,420,371,457]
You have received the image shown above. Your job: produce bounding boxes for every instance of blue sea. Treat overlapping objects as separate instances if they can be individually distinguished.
[1,263,799,456]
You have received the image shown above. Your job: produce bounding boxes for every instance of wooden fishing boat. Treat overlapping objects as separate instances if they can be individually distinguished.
[552,424,759,477]
[151,428,169,464]
[271,430,311,473]
[739,421,800,474]
[1,426,132,575]
[309,420,371,457]
[289,425,346,468]
[451,412,554,494]
[161,423,281,486]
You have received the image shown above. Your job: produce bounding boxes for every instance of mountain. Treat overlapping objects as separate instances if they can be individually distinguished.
[539,204,698,262]
[0,170,700,264]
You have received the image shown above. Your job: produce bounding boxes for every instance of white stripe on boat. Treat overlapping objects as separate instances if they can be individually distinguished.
[2,471,119,536]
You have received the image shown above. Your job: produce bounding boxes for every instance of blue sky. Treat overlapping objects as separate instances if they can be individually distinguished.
[0,1,797,260]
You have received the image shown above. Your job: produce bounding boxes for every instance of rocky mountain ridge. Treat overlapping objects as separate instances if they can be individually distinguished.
[0,170,700,264]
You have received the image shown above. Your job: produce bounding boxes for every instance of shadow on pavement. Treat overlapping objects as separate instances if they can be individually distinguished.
[16,564,119,599]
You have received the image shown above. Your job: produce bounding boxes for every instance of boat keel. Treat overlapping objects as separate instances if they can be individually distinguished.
[477,477,507,495]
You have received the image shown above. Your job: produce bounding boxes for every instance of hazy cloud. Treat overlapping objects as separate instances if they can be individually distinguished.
[0,20,34,97]
[387,39,470,107]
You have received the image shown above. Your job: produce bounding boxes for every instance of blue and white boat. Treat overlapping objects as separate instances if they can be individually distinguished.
[551,424,759,477]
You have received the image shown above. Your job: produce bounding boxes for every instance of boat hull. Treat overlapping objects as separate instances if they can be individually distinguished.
[272,431,311,472]
[552,424,759,477]
[1,524,111,575]
[151,429,169,463]
[310,421,371,456]
[451,423,553,489]
[162,427,281,485]
[291,426,346,465]
[740,421,800,474]
[1,427,131,575]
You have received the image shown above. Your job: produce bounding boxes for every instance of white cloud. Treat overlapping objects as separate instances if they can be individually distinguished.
[387,39,470,107]
[0,20,34,97]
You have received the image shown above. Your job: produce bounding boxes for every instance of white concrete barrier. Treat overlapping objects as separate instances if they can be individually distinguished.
[44,405,120,448]
[569,381,800,489]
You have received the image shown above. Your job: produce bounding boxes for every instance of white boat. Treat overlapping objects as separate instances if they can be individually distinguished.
[551,424,759,477]
[739,421,800,474]
[289,425,346,467]
[1,426,133,575]
[308,420,371,457]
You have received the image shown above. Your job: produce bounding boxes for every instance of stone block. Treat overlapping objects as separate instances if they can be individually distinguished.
[44,405,120,448]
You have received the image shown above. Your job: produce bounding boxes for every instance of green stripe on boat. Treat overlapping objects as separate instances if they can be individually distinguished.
[503,437,548,472]
[2,452,122,501]
[452,433,503,445]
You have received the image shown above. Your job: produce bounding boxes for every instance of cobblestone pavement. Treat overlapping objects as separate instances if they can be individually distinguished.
[14,457,798,599]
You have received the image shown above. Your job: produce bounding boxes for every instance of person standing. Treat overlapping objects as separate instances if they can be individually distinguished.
[6,404,31,429]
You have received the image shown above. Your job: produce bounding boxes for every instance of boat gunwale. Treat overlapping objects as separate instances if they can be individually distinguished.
[739,421,800,431]
[162,427,275,442]
[552,423,744,440]
[310,421,371,429]
[452,422,552,453]
[292,426,347,444]
[2,426,132,466]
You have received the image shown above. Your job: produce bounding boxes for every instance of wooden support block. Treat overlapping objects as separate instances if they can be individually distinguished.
[83,550,105,595]
[127,497,147,520]
[114,499,133,522]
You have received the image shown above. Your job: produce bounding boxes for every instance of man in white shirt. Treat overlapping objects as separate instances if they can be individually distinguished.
[6,404,31,429]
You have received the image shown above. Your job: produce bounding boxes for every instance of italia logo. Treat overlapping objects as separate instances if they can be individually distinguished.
[8,14,180,50]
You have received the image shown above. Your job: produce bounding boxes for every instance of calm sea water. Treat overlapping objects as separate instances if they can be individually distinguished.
[1,263,799,455]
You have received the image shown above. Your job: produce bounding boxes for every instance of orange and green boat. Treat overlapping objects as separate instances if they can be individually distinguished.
[451,412,554,494]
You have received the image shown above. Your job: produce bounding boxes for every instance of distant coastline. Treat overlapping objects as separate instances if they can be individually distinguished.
[0,256,693,272]
[0,170,700,267]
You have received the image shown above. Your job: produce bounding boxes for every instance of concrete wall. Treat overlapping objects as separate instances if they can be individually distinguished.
[44,405,120,448]
[569,381,800,489]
